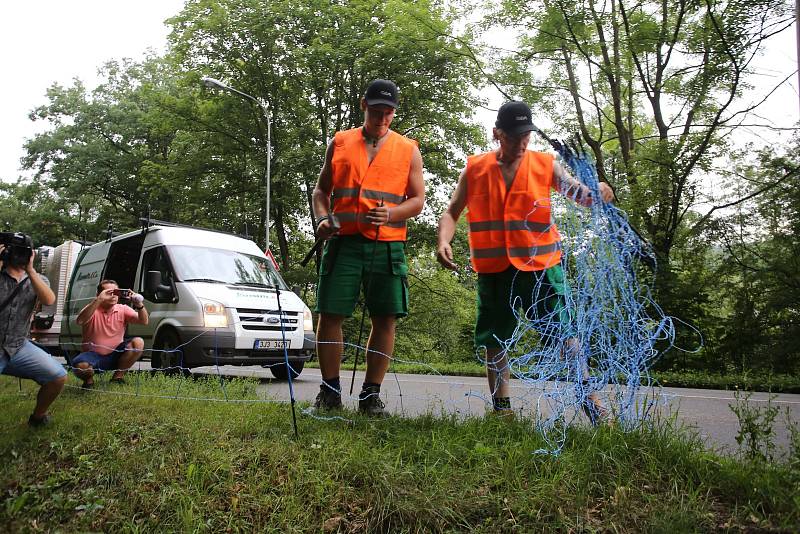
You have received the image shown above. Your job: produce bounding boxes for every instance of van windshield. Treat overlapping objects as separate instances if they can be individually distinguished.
[168,245,287,290]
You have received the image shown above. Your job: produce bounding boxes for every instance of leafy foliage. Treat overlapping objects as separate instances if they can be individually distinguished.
[167,0,485,265]
[21,0,485,264]
[707,137,800,373]
[23,56,264,238]
[490,0,797,372]
[5,0,799,376]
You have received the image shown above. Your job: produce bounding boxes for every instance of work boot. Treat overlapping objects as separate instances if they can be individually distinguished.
[358,385,386,417]
[28,414,52,428]
[313,384,342,412]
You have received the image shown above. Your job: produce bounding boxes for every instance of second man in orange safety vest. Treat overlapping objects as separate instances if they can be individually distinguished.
[436,100,614,420]
[311,79,425,416]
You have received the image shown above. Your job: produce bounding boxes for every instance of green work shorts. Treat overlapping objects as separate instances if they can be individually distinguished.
[315,234,409,318]
[475,265,571,349]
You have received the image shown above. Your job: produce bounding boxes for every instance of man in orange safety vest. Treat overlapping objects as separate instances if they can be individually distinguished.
[437,100,613,421]
[311,79,425,416]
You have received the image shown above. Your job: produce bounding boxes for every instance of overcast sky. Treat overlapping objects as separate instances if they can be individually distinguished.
[1,1,797,184]
[0,1,185,182]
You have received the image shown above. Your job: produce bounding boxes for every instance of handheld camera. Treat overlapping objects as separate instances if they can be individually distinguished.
[0,232,33,267]
[111,288,132,303]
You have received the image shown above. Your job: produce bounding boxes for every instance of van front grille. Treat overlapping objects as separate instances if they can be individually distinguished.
[235,308,299,331]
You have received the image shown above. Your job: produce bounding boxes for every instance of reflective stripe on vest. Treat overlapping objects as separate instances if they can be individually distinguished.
[469,220,552,233]
[335,212,406,229]
[465,150,562,273]
[330,128,415,241]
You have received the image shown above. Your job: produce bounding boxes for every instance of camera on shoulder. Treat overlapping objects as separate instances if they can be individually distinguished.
[0,232,34,267]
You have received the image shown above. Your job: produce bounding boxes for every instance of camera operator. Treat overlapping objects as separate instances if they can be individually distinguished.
[0,234,67,427]
[72,280,148,388]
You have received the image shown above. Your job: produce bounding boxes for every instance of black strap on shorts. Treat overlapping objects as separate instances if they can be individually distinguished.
[320,236,343,275]
[0,277,30,315]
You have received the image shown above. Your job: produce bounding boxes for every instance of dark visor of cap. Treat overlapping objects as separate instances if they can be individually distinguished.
[496,100,534,134]
[365,79,399,108]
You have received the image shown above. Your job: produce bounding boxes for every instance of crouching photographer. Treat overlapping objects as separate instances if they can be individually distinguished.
[0,232,67,427]
[72,280,148,388]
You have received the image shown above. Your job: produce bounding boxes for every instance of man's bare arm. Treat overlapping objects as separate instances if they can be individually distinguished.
[128,293,149,326]
[77,297,102,326]
[77,288,116,325]
[436,168,468,270]
[312,141,338,239]
[25,250,55,306]
[129,306,149,326]
[553,161,614,205]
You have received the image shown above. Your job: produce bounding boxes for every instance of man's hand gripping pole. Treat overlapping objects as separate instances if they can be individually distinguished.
[300,214,341,268]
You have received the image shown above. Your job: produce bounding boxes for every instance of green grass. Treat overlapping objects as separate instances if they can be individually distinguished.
[651,370,800,394]
[2,375,799,532]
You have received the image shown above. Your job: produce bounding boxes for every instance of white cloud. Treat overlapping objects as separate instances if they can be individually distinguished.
[0,0,185,181]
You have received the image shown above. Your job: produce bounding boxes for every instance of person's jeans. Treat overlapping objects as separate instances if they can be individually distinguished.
[0,340,67,384]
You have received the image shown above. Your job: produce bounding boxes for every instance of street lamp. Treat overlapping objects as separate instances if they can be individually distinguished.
[201,76,272,252]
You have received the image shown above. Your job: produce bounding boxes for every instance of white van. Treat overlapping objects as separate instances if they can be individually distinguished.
[51,222,315,379]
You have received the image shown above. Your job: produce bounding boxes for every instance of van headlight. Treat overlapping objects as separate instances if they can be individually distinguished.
[303,307,313,331]
[200,299,228,328]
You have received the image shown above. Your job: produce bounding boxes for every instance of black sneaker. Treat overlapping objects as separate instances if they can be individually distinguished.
[358,386,386,417]
[28,414,51,428]
[313,385,343,412]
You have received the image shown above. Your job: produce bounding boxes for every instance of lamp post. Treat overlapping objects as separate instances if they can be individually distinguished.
[201,76,271,252]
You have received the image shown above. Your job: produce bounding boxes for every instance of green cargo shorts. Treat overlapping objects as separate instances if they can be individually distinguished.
[315,234,409,318]
[475,265,571,349]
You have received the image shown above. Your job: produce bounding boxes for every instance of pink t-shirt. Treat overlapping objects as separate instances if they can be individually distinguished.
[81,304,138,355]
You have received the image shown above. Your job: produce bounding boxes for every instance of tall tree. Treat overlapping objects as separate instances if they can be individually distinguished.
[488,0,795,365]
[492,0,794,266]
[0,179,91,246]
[167,0,485,267]
[23,55,269,239]
[711,137,800,373]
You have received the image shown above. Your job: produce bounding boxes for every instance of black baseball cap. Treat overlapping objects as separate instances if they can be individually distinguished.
[495,100,536,135]
[364,79,399,108]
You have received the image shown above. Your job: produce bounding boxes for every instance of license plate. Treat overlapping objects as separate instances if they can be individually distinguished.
[254,339,289,350]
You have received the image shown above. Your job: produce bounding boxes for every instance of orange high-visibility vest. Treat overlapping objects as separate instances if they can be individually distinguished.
[465,150,562,273]
[330,128,416,241]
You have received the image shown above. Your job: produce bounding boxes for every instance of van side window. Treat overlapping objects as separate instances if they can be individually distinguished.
[104,234,145,290]
[141,247,175,302]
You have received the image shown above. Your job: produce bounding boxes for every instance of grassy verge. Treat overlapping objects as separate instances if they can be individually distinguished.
[307,361,800,393]
[2,375,798,532]
[305,359,489,379]
[651,370,800,394]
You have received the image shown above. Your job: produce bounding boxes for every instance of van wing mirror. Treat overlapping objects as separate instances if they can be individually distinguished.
[145,270,176,302]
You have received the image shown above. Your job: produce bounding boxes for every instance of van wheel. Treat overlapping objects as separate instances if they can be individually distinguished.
[152,329,189,377]
[270,361,305,380]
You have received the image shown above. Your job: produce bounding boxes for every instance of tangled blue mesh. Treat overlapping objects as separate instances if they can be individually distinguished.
[485,140,679,453]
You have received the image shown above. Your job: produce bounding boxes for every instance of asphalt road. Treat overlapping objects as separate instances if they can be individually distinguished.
[180,364,800,456]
